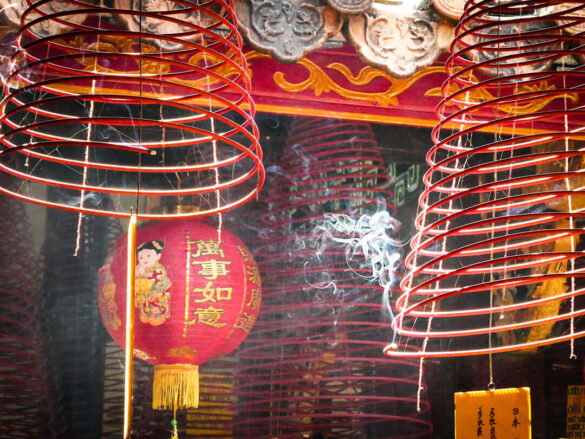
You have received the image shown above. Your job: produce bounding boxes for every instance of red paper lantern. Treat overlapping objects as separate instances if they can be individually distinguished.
[98,218,261,409]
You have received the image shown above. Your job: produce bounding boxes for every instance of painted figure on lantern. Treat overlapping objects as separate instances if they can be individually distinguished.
[135,240,171,326]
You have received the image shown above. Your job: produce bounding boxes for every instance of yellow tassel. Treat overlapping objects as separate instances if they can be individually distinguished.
[152,364,199,410]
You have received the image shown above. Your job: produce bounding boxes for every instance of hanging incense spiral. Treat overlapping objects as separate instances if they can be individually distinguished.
[389,0,585,358]
[0,0,263,218]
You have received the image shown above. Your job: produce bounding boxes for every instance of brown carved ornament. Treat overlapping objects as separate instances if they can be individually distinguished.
[347,3,454,78]
[460,19,560,77]
[234,0,343,63]
[114,0,224,51]
[0,0,89,36]
[553,2,585,35]
[433,0,465,21]
[324,0,372,16]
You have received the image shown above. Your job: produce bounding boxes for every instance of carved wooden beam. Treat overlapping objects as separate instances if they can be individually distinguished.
[233,0,343,63]
[347,2,453,78]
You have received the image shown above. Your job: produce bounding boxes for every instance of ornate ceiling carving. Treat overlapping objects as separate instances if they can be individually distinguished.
[234,0,343,63]
[1,1,583,79]
[553,2,585,35]
[0,0,89,36]
[114,0,225,51]
[347,3,453,78]
[324,0,372,16]
[433,0,465,21]
[459,19,561,77]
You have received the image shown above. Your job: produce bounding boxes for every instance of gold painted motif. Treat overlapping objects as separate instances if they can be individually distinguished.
[246,265,261,286]
[189,306,226,328]
[194,281,233,303]
[133,348,156,361]
[98,253,121,330]
[192,259,231,280]
[425,75,579,115]
[184,232,192,338]
[234,312,257,334]
[246,288,262,310]
[272,58,444,107]
[52,35,251,95]
[236,244,254,263]
[192,240,225,258]
[167,346,197,360]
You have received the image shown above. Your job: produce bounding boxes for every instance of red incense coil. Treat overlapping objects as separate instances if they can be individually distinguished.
[0,0,263,219]
[234,118,431,439]
[389,0,585,358]
[0,192,57,438]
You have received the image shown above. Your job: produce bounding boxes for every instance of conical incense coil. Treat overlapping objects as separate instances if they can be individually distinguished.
[389,0,585,358]
[0,0,263,218]
[0,191,57,438]
[234,118,431,439]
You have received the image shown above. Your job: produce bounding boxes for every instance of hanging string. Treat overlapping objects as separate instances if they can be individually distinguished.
[73,78,96,257]
[198,4,222,242]
[74,5,104,256]
[561,44,577,361]
[487,0,504,392]
[171,398,179,439]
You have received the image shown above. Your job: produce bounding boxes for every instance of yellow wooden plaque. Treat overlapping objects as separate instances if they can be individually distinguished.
[567,385,585,438]
[454,388,531,439]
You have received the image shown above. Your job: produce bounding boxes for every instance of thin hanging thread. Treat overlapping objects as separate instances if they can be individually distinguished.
[198,5,222,242]
[171,400,178,439]
[123,2,145,437]
[487,5,502,391]
[561,49,577,360]
[73,79,96,257]
[74,7,103,256]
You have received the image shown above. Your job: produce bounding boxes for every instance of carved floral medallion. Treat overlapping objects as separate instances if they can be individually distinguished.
[1,0,90,36]
[114,0,224,51]
[234,0,343,63]
[459,19,560,77]
[347,3,453,78]
[433,0,465,21]
[324,0,372,16]
[553,2,585,35]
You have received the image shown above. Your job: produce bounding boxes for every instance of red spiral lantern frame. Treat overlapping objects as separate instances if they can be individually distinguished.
[389,0,585,358]
[234,118,432,439]
[0,0,264,218]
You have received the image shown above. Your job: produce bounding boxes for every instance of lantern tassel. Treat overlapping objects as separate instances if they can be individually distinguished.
[153,364,199,410]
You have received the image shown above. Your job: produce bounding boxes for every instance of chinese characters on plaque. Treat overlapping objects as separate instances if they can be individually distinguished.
[567,385,585,438]
[455,388,531,439]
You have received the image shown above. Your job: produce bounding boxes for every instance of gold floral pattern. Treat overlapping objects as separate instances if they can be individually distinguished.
[272,57,445,107]
[425,75,579,115]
